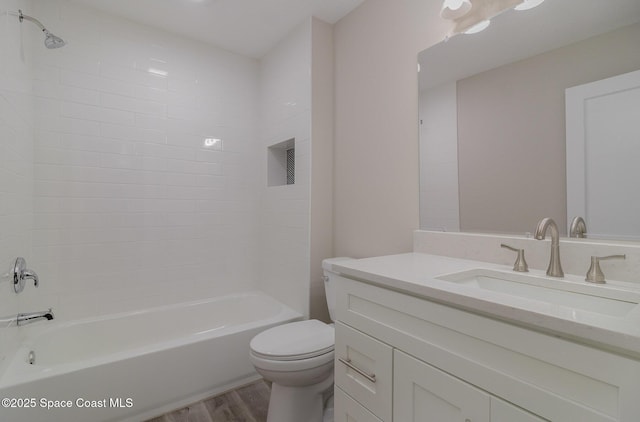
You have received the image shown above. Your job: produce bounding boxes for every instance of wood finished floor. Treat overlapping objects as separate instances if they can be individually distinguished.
[145,380,271,422]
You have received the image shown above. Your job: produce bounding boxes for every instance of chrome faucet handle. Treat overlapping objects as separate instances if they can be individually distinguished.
[501,244,529,272]
[585,255,625,284]
[12,257,39,293]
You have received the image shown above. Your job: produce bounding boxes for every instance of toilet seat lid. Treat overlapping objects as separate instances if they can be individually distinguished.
[250,320,335,361]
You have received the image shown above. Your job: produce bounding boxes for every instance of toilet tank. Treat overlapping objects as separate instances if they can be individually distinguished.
[322,257,352,322]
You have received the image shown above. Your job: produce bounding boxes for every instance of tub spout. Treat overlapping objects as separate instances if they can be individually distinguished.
[16,308,54,326]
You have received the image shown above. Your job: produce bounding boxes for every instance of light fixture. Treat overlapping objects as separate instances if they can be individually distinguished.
[514,0,545,11]
[440,0,472,20]
[464,19,491,34]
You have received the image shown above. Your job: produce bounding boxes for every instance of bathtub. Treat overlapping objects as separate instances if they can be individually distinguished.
[0,291,301,422]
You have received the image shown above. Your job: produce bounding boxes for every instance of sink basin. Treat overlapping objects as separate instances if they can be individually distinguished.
[436,269,640,318]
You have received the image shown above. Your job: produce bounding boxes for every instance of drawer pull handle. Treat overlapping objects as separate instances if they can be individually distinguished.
[338,358,377,383]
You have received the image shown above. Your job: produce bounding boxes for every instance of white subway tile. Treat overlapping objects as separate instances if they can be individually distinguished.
[61,101,135,126]
[141,156,168,172]
[135,98,166,117]
[69,118,103,136]
[99,152,141,170]
[58,53,101,75]
[99,77,137,97]
[164,145,196,161]
[100,122,166,144]
[100,63,168,90]
[195,149,222,163]
[100,92,138,112]
[165,172,200,187]
[35,97,61,118]
[198,162,223,175]
[100,122,137,141]
[60,69,102,90]
[35,146,102,167]
[135,114,168,131]
[33,64,61,83]
[64,86,101,106]
[135,85,167,103]
[35,130,63,147]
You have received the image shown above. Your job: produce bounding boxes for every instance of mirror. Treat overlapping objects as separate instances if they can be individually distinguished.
[418,0,640,239]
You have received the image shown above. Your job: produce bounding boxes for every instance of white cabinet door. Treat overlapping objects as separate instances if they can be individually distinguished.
[334,387,383,422]
[335,322,393,422]
[491,397,547,422]
[394,350,490,422]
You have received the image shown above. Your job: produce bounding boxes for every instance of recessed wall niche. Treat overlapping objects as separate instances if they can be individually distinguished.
[267,138,295,186]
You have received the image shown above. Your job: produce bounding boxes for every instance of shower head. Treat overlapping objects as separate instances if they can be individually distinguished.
[44,31,66,49]
[11,10,66,49]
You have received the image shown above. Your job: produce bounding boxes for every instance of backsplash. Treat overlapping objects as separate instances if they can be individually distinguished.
[414,230,640,284]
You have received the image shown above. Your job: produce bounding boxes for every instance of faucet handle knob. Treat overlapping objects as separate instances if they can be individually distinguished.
[12,257,39,293]
[501,244,529,272]
[585,254,625,284]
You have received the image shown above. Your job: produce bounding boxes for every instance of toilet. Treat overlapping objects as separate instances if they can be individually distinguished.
[249,257,350,422]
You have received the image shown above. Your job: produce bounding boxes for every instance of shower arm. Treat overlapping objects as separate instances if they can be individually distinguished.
[10,10,48,33]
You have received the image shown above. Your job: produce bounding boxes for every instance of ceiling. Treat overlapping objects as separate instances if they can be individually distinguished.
[70,0,365,58]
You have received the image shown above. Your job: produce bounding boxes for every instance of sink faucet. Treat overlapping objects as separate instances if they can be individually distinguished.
[534,218,564,277]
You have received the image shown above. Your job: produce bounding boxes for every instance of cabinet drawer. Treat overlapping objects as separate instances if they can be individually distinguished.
[334,386,383,422]
[335,322,392,422]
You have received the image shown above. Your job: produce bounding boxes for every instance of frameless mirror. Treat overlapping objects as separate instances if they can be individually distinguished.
[418,0,640,239]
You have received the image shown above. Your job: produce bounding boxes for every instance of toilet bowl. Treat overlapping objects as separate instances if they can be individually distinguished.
[249,258,350,422]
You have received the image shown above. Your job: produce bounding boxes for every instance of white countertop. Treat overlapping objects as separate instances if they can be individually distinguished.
[333,252,640,358]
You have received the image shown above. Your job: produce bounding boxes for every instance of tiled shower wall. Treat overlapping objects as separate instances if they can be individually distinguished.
[257,20,312,316]
[0,0,35,370]
[25,0,261,319]
[0,0,318,329]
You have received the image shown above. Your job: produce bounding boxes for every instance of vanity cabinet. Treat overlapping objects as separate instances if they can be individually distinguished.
[333,274,640,422]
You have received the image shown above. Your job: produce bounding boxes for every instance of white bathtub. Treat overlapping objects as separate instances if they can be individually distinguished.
[0,291,301,422]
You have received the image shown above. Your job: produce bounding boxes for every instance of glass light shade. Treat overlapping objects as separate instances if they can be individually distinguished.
[515,0,545,11]
[441,0,473,20]
[464,19,491,34]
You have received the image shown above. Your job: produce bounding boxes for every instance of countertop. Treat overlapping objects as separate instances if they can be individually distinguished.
[332,252,640,359]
